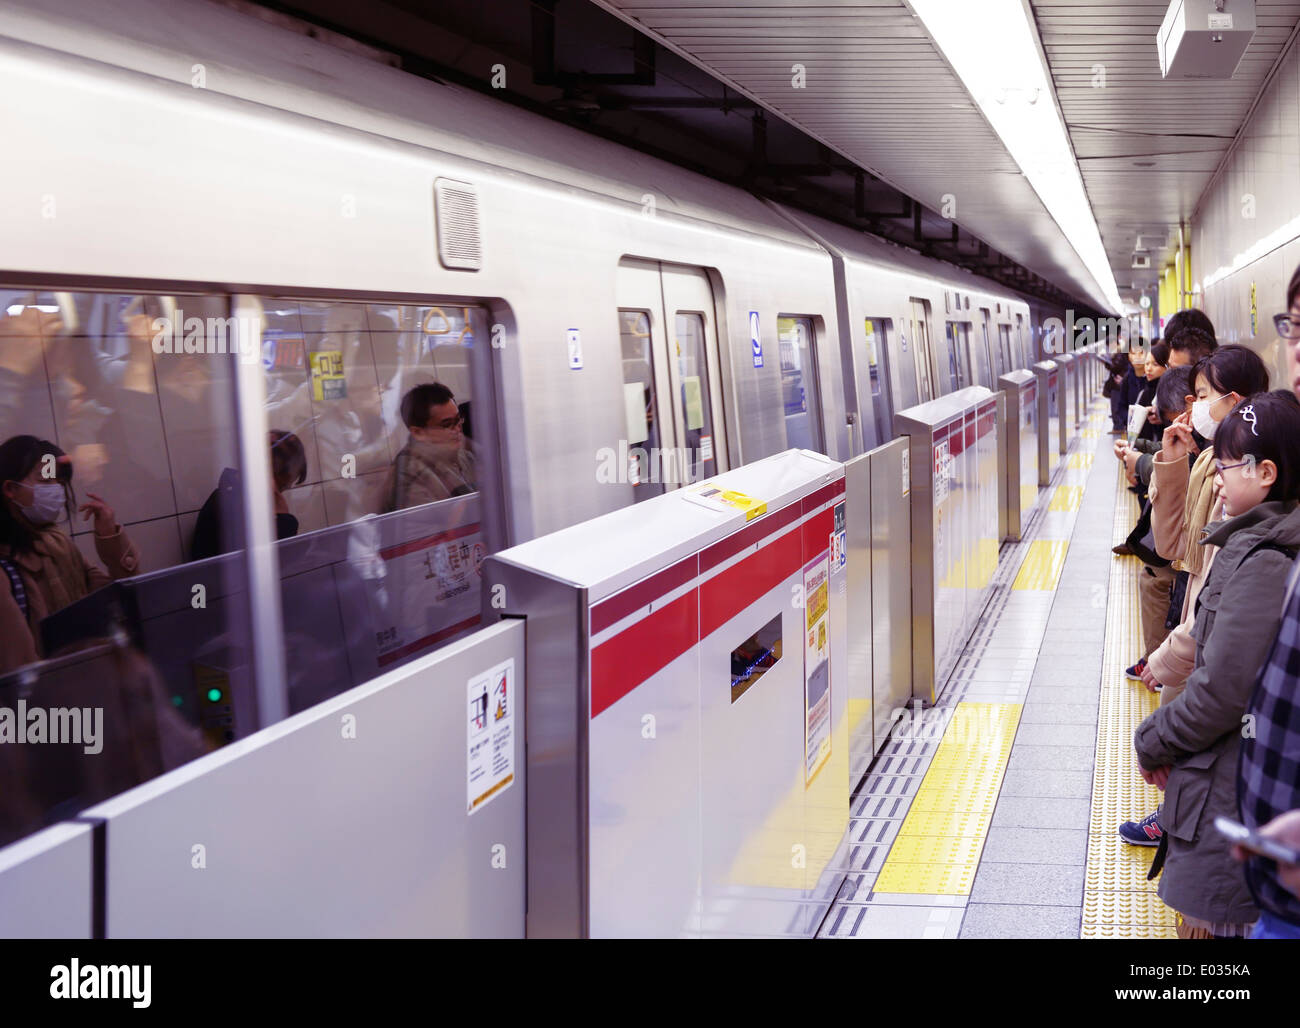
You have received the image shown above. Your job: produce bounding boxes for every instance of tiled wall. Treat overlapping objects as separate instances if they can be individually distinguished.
[0,291,482,576]
[1193,33,1300,383]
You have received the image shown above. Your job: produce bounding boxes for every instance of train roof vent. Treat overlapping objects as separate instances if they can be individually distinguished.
[434,179,482,271]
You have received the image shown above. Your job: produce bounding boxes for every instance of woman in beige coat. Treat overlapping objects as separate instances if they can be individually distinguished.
[0,435,140,675]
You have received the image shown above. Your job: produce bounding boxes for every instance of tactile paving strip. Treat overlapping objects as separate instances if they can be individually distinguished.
[1081,463,1177,938]
[871,703,1022,896]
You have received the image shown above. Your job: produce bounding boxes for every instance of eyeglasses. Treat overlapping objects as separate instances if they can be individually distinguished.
[1213,459,1252,476]
[432,413,464,430]
[1273,313,1300,339]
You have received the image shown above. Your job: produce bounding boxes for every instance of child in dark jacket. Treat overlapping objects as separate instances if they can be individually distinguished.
[1134,391,1300,937]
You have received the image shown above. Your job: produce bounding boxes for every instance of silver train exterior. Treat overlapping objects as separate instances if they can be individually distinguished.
[0,0,1053,556]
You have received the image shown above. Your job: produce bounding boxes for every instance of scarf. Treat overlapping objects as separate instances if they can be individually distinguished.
[1180,446,1220,577]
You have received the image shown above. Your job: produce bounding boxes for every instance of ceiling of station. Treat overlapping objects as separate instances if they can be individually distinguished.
[1032,0,1300,305]
[590,0,1115,311]
[592,0,1300,312]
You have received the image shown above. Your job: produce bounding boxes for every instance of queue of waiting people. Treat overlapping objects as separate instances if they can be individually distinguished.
[1107,275,1300,939]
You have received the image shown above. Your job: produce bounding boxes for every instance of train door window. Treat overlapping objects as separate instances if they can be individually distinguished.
[671,312,718,484]
[777,316,824,453]
[945,322,972,391]
[999,324,1013,371]
[618,310,667,502]
[980,309,995,384]
[864,317,893,446]
[0,287,252,844]
[259,296,502,709]
[909,298,935,402]
[1015,314,1026,366]
[618,259,728,492]
[660,262,729,481]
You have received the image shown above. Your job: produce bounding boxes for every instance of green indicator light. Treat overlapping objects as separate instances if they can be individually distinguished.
[207,688,223,703]
[172,695,184,707]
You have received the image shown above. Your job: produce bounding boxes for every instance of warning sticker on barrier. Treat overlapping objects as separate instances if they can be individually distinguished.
[467,658,515,815]
[681,484,767,521]
[803,553,832,787]
[829,501,847,573]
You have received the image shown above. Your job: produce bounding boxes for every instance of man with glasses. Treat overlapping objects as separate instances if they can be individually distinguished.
[378,382,476,512]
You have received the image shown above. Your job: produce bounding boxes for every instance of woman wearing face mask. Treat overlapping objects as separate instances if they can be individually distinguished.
[0,435,140,673]
[1117,346,1269,849]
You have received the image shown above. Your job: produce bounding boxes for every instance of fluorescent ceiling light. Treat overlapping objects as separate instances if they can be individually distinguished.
[910,0,1124,314]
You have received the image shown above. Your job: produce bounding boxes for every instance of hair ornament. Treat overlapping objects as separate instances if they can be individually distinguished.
[1239,403,1259,436]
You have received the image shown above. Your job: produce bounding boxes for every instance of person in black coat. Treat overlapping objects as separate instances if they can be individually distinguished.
[190,430,307,561]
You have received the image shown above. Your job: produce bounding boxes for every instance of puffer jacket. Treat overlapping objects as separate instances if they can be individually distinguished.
[1134,500,1300,927]
[0,523,141,674]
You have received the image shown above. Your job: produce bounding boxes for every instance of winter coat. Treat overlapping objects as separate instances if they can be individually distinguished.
[1134,500,1300,926]
[378,437,477,514]
[0,523,141,674]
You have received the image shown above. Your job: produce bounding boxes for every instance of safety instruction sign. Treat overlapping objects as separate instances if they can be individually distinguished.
[467,658,515,815]
[829,501,847,573]
[749,311,763,368]
[803,553,832,786]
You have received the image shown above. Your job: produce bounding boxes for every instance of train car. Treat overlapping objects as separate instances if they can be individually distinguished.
[0,0,1054,749]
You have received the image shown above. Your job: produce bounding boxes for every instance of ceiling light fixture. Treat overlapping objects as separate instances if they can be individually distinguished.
[909,0,1124,313]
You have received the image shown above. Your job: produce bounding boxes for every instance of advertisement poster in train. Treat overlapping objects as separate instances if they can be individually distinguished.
[466,657,514,815]
[373,523,484,669]
[803,551,832,786]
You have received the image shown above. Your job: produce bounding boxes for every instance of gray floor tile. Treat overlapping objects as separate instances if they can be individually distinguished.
[968,862,1086,907]
[980,826,1089,865]
[1006,744,1095,772]
[959,903,1081,939]
[998,767,1095,799]
[1019,702,1100,724]
[1013,722,1098,747]
[990,795,1092,829]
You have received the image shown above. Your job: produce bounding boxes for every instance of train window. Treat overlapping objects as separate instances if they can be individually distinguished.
[909,298,935,402]
[777,316,824,454]
[864,317,893,446]
[0,288,250,845]
[999,324,1014,371]
[256,296,499,707]
[674,313,718,483]
[945,322,972,392]
[1015,314,1027,366]
[618,310,666,502]
[979,309,995,385]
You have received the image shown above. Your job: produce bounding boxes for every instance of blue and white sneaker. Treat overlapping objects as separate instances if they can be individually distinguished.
[1118,809,1163,847]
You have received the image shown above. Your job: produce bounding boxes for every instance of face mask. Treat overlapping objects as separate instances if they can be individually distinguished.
[17,481,66,526]
[1191,396,1228,440]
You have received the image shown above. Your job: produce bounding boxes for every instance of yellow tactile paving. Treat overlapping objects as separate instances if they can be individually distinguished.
[1011,539,1068,590]
[1048,485,1083,512]
[1083,462,1177,938]
[1067,453,1095,471]
[873,703,1021,896]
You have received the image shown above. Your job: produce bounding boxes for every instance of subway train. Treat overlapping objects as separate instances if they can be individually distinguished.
[0,0,1069,553]
[0,0,1100,842]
